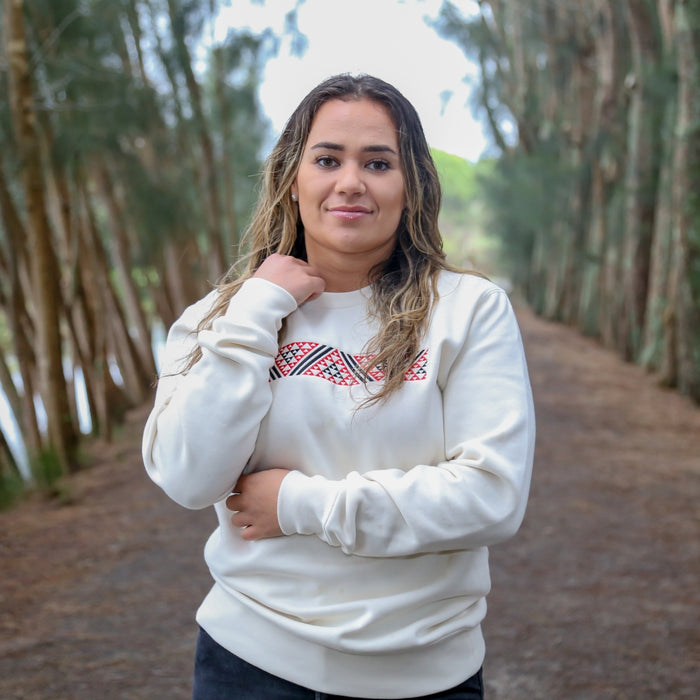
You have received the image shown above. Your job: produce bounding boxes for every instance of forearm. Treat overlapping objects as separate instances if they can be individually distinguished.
[142,278,298,509]
[144,353,274,509]
[277,286,535,557]
[278,425,533,557]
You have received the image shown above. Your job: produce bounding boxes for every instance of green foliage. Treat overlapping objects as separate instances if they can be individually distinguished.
[203,29,274,234]
[30,448,65,496]
[18,0,273,267]
[119,153,202,263]
[0,469,24,510]
[475,144,576,287]
[432,149,478,206]
[431,148,502,273]
[0,311,11,354]
[686,120,700,308]
[25,445,81,504]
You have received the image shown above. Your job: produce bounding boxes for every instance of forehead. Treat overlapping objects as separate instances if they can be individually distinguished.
[306,98,399,146]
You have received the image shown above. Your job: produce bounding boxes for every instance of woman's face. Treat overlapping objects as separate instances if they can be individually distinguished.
[291,98,406,278]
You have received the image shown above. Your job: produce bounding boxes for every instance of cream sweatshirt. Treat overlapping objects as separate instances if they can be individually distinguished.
[142,270,535,698]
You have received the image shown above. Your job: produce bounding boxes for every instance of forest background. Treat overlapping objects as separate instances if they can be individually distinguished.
[0,0,698,503]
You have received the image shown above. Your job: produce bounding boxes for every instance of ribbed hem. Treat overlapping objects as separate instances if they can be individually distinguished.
[195,582,485,699]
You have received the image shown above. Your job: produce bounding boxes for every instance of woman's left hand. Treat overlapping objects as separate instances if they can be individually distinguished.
[227,469,291,540]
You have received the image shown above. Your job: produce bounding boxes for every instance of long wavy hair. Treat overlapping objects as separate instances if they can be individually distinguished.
[185,73,457,405]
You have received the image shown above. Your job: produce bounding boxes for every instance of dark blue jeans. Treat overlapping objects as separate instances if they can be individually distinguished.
[192,627,484,700]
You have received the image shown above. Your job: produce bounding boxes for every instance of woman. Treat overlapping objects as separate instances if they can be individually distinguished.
[143,73,535,699]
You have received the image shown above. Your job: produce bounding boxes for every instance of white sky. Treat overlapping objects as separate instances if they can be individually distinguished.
[217,0,487,161]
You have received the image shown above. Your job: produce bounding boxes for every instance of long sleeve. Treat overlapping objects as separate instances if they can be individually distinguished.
[277,287,535,557]
[142,278,297,509]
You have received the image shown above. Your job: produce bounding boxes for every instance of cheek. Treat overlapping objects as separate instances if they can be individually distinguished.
[388,185,406,220]
[296,171,330,205]
[296,200,313,228]
[389,177,406,213]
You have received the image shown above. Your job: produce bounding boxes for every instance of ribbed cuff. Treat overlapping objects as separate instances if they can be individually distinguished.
[277,471,343,537]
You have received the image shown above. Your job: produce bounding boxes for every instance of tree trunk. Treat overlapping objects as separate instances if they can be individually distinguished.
[4,0,78,472]
[150,260,178,333]
[0,161,43,454]
[640,37,677,379]
[562,18,596,324]
[75,173,132,438]
[577,0,624,336]
[125,0,148,83]
[619,0,661,360]
[0,423,21,483]
[164,238,204,316]
[166,0,226,280]
[213,46,239,256]
[79,175,152,405]
[0,350,22,441]
[640,110,675,377]
[95,163,157,378]
[671,0,700,399]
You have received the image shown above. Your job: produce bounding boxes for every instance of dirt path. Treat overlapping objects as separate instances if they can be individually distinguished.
[1,307,698,700]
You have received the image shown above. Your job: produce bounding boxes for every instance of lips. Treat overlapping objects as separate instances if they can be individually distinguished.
[328,205,372,221]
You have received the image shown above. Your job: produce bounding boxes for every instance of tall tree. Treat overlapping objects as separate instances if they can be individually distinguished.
[166,0,226,278]
[0,159,43,455]
[0,0,286,498]
[4,0,79,471]
[619,0,662,359]
[436,0,700,402]
[670,0,700,397]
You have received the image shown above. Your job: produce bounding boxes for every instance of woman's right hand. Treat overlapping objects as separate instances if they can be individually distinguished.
[253,253,326,304]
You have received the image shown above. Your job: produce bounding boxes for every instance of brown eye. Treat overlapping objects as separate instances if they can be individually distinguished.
[367,160,390,172]
[315,156,337,168]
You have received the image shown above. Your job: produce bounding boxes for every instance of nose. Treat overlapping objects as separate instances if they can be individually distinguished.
[335,162,366,195]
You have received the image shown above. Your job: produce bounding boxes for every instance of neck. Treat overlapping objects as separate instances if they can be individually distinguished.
[319,265,370,292]
[305,243,393,293]
[305,252,378,292]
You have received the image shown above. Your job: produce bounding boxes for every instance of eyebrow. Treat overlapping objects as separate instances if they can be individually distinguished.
[309,141,398,155]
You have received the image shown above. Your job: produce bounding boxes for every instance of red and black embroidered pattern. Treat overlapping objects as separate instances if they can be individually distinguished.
[269,342,428,386]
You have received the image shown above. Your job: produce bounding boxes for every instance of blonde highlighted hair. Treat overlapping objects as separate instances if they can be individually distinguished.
[186,73,459,405]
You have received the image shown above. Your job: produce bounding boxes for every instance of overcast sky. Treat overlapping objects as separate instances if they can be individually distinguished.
[216,0,486,161]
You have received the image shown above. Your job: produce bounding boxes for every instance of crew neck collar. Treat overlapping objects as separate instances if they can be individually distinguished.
[307,285,371,309]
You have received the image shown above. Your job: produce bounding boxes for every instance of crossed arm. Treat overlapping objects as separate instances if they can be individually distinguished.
[227,469,289,540]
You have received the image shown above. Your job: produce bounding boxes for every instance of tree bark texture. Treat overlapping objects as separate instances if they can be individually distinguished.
[671,0,700,399]
[4,0,78,471]
[166,0,226,281]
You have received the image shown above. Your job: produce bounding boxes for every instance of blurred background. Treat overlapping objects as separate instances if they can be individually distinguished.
[0,0,698,500]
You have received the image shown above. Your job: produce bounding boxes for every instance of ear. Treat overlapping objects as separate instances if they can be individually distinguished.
[290,181,298,201]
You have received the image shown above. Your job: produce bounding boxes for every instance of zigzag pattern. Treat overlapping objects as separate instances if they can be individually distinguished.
[269,342,428,386]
